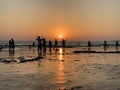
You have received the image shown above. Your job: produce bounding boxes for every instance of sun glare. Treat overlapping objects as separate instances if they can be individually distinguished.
[59,35,63,39]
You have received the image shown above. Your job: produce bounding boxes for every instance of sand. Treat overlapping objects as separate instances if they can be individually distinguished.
[0,47,120,90]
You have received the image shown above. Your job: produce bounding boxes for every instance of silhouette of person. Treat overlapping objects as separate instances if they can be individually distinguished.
[0,45,2,50]
[88,41,91,51]
[32,42,35,47]
[55,39,58,49]
[62,39,66,48]
[104,40,107,51]
[11,38,15,50]
[29,45,31,49]
[9,38,15,51]
[36,36,42,52]
[43,38,46,52]
[9,40,12,50]
[116,41,119,51]
[49,40,52,52]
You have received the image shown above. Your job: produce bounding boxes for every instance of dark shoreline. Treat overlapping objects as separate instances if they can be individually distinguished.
[73,51,120,54]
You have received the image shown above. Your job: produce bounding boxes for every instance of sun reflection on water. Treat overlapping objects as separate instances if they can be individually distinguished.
[59,48,63,61]
[56,48,66,87]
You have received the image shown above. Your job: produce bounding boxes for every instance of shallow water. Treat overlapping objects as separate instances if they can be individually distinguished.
[0,47,120,90]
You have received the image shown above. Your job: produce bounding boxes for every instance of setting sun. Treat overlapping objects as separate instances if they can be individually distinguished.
[59,35,63,39]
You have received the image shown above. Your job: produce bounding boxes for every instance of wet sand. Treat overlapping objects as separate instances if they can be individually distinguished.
[0,47,120,90]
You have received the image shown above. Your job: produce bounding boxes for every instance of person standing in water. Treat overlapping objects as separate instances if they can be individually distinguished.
[43,38,46,52]
[62,39,66,48]
[36,36,42,52]
[88,41,91,51]
[104,40,107,51]
[9,38,15,51]
[55,39,58,49]
[9,40,12,50]
[32,42,35,47]
[116,41,119,51]
[11,38,15,50]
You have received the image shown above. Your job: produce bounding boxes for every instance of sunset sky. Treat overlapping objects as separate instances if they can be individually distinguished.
[0,0,120,40]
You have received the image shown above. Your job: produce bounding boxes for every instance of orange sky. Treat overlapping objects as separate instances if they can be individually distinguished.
[0,0,120,41]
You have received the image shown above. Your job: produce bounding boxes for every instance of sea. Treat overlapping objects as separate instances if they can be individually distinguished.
[0,40,120,90]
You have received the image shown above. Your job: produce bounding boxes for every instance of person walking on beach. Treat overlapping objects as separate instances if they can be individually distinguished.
[62,39,66,48]
[36,36,42,52]
[88,41,91,51]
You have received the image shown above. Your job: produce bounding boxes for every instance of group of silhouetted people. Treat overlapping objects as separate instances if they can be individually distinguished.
[6,38,120,54]
[7,37,66,53]
[36,36,66,53]
[7,38,120,52]
[36,36,45,52]
[87,40,119,51]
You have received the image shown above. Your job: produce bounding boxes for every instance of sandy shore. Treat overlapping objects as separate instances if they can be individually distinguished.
[0,47,120,90]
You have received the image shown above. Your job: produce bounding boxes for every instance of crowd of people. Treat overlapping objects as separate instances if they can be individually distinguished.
[87,40,119,51]
[36,36,66,52]
[7,36,66,53]
[0,37,119,52]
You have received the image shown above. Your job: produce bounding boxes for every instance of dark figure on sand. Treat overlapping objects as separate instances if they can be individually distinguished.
[88,41,91,51]
[116,41,119,50]
[9,38,15,51]
[104,40,107,51]
[49,40,52,51]
[62,39,66,48]
[0,45,2,50]
[55,39,58,49]
[32,42,35,47]
[29,42,35,49]
[36,36,42,52]
[43,38,46,52]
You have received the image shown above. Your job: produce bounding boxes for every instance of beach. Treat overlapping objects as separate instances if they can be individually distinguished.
[1,0,120,89]
[0,45,120,90]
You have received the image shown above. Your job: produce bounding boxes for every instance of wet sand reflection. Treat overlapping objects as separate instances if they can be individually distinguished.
[56,48,66,89]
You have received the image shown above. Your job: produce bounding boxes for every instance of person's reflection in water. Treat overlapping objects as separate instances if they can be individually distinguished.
[37,50,42,66]
[55,48,58,55]
[43,49,46,57]
[32,47,35,56]
[9,49,15,60]
[62,48,65,55]
[38,50,42,58]
[49,49,52,55]
[88,41,91,51]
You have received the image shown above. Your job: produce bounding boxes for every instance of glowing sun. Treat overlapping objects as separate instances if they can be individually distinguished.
[59,35,63,38]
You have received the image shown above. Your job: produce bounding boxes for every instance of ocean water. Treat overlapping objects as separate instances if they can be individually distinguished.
[0,41,120,90]
[0,40,119,46]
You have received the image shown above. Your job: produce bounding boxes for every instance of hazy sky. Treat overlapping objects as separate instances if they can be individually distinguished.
[0,0,120,40]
